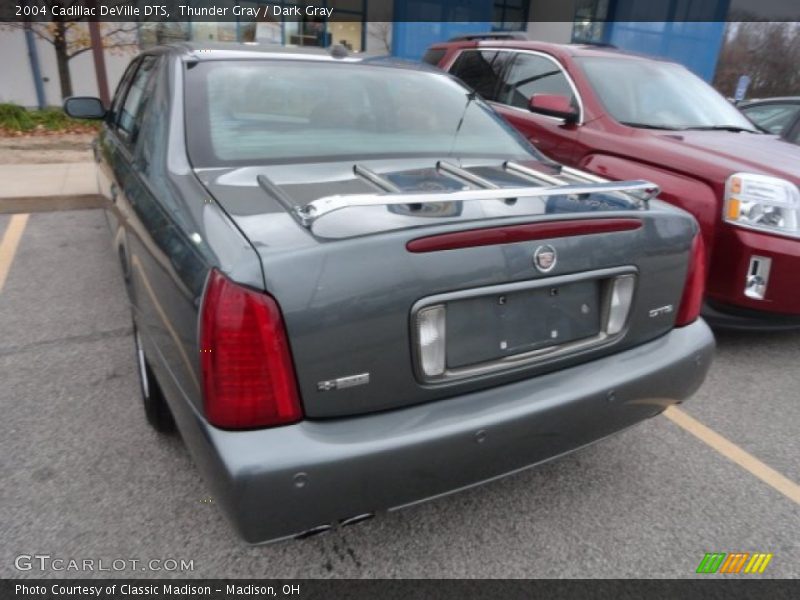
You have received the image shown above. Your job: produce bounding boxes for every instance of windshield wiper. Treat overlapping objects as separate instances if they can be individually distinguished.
[681,125,758,133]
[619,122,683,130]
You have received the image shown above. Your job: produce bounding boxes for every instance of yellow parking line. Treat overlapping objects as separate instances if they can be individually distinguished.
[0,214,29,293]
[664,406,800,505]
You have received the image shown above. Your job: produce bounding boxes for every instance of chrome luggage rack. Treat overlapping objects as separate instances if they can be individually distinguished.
[257,160,660,230]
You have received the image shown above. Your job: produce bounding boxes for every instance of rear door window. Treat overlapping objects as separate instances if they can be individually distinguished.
[448,50,507,101]
[117,56,159,144]
[499,53,576,110]
[108,59,139,125]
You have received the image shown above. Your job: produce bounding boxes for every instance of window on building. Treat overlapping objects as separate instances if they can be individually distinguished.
[138,1,366,51]
[139,22,191,48]
[499,53,576,110]
[572,0,610,43]
[492,0,529,32]
[277,0,365,51]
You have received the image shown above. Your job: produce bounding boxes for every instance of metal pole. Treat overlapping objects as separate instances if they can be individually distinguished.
[23,22,46,109]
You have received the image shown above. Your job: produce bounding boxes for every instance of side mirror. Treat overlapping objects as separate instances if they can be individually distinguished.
[63,96,106,120]
[528,94,578,124]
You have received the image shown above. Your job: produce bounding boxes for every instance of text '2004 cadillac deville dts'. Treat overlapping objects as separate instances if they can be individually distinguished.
[64,43,714,543]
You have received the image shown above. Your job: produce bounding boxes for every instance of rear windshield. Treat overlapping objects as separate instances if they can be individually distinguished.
[184,59,539,167]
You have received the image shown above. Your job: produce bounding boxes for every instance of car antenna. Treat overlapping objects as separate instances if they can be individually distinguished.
[448,89,478,157]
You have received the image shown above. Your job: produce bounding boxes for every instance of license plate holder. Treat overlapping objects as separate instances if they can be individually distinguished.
[446,280,601,369]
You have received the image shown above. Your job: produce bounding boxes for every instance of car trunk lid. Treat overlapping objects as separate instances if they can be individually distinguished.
[195,158,696,418]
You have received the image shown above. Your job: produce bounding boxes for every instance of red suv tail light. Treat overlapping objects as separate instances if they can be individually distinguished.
[200,269,303,429]
[674,232,707,327]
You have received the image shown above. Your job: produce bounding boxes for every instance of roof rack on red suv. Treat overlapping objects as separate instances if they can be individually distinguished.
[447,32,527,42]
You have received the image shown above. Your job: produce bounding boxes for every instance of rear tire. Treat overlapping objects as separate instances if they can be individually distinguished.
[133,324,176,434]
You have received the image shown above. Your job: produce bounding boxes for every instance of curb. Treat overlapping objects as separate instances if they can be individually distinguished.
[0,194,106,214]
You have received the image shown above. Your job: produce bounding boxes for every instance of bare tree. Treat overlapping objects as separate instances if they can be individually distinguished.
[714,16,800,99]
[367,22,392,54]
[2,1,138,99]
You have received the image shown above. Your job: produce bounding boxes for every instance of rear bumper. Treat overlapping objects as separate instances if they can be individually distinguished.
[178,320,714,544]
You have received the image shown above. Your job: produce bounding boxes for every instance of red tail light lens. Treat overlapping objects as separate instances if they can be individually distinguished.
[674,232,707,327]
[200,269,302,429]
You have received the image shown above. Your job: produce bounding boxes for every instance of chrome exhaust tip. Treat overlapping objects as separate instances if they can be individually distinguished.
[339,513,374,528]
[294,524,333,540]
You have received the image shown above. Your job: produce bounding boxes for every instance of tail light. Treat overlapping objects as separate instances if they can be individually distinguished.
[200,269,302,429]
[674,232,707,327]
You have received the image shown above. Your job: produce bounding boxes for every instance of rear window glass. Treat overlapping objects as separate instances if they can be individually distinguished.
[184,60,539,167]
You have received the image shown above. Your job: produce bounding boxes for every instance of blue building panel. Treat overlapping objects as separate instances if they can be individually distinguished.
[391,0,493,60]
[607,21,726,81]
[606,0,729,81]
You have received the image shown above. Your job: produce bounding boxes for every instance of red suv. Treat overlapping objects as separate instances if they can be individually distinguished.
[426,36,800,329]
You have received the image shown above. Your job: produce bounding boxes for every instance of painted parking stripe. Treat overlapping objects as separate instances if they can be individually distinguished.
[0,213,29,293]
[665,406,800,505]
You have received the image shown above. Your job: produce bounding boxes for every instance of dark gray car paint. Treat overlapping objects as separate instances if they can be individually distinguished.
[198,160,696,417]
[94,44,714,543]
[159,317,713,543]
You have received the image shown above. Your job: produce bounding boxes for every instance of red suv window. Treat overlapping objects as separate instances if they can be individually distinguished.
[448,50,506,100]
[500,53,576,110]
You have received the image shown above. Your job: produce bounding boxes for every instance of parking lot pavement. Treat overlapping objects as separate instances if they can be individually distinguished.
[1,209,798,579]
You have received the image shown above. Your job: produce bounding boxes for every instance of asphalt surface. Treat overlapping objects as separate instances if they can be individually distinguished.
[1,209,798,579]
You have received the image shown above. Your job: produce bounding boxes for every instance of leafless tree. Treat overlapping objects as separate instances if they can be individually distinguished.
[2,1,138,99]
[714,16,800,99]
[367,22,392,54]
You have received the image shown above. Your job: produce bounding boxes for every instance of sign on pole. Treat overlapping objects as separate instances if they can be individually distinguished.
[734,75,751,102]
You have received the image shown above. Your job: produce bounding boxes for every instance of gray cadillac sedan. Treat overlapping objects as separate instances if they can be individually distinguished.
[64,43,714,543]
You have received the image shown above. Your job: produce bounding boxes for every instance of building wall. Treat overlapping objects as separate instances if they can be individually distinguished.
[606,21,726,81]
[524,21,574,43]
[365,21,393,54]
[524,0,575,43]
[391,0,493,59]
[0,28,137,107]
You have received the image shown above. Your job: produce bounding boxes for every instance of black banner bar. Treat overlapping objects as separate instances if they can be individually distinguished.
[1,0,799,23]
[2,579,799,600]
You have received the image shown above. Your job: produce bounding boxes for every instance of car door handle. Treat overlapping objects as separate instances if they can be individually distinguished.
[110,183,119,202]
